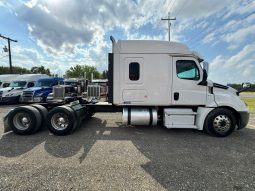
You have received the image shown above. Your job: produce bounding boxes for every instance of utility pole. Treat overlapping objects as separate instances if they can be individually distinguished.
[161,12,176,42]
[0,34,18,74]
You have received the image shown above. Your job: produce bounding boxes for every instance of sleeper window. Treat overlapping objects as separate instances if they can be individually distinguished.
[129,62,140,81]
[176,60,200,80]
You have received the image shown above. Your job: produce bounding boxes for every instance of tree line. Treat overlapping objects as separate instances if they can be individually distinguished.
[0,64,108,79]
[228,84,255,92]
[0,65,254,91]
[65,65,108,79]
[0,66,51,76]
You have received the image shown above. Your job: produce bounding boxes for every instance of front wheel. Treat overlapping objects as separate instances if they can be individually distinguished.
[204,108,236,137]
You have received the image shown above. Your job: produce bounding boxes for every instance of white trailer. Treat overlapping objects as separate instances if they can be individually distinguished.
[4,37,250,137]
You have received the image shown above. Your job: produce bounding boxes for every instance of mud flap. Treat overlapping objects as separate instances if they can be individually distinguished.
[3,109,14,133]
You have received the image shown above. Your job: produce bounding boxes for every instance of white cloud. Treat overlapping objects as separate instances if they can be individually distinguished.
[19,0,244,55]
[223,24,255,47]
[1,0,254,79]
[210,44,255,84]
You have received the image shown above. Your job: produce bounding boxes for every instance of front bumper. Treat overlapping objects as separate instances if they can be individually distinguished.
[237,111,250,130]
[0,96,19,104]
[21,96,43,103]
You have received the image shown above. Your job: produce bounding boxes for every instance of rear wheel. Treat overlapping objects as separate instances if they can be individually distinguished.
[46,106,78,135]
[8,106,42,135]
[204,108,236,137]
[31,104,48,130]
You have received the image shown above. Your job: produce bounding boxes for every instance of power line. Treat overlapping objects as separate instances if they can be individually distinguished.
[169,0,176,13]
[187,1,255,48]
[166,0,173,12]
[0,55,8,59]
[161,12,176,41]
[0,34,18,74]
[174,0,188,18]
[190,9,255,49]
[185,4,247,46]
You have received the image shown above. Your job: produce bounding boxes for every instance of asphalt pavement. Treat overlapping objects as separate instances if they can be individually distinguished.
[0,106,255,191]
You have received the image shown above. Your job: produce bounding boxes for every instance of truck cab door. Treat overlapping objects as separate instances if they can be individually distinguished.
[172,57,207,106]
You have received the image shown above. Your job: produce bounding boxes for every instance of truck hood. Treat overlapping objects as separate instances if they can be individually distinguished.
[209,81,237,95]
[0,88,24,97]
[0,87,24,92]
[211,82,247,112]
[25,87,51,92]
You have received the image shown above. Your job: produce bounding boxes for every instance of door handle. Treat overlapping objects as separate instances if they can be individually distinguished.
[174,92,179,101]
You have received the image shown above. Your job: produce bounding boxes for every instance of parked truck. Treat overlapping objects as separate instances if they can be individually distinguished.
[0,74,20,88]
[0,74,48,104]
[46,84,83,104]
[64,78,87,95]
[21,77,64,103]
[4,37,250,137]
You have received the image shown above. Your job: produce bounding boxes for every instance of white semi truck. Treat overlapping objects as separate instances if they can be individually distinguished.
[4,37,250,137]
[0,74,20,88]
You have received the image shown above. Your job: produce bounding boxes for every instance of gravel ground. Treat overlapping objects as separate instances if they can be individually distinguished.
[0,106,255,191]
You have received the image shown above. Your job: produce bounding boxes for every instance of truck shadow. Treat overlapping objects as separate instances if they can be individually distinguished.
[1,117,255,190]
[0,131,47,157]
[42,117,255,190]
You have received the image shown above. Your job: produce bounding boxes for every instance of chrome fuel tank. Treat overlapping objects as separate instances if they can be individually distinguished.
[122,107,157,126]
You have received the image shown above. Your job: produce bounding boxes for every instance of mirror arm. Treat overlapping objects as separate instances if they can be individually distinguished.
[198,69,208,86]
[237,87,251,95]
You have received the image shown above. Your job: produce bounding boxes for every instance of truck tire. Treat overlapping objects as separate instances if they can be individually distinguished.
[8,106,42,135]
[46,106,78,135]
[31,104,48,130]
[204,108,236,137]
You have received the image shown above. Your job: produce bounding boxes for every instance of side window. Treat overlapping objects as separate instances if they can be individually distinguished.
[129,62,140,81]
[52,81,59,86]
[3,83,9,88]
[27,82,35,88]
[176,60,200,80]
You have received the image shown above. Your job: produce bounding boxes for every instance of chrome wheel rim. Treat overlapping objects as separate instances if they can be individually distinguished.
[51,113,69,130]
[13,112,31,131]
[213,115,231,134]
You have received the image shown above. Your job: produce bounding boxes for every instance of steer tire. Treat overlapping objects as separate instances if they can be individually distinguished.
[204,108,236,137]
[31,104,48,130]
[8,106,42,135]
[46,106,77,136]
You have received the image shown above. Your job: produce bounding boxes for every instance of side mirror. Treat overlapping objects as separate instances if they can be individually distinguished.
[202,62,209,74]
[237,82,252,95]
[242,82,251,89]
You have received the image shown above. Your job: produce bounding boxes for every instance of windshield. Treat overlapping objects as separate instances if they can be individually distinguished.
[10,81,27,87]
[36,80,53,87]
[65,81,78,86]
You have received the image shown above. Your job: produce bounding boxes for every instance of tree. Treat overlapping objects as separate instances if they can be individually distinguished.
[0,66,31,74]
[101,70,108,79]
[65,65,101,79]
[31,66,51,76]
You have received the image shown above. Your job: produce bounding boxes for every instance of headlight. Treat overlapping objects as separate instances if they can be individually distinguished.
[5,93,13,97]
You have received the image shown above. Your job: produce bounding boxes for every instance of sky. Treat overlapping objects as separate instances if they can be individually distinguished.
[0,0,254,84]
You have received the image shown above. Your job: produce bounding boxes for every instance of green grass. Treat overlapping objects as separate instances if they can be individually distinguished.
[241,97,255,113]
